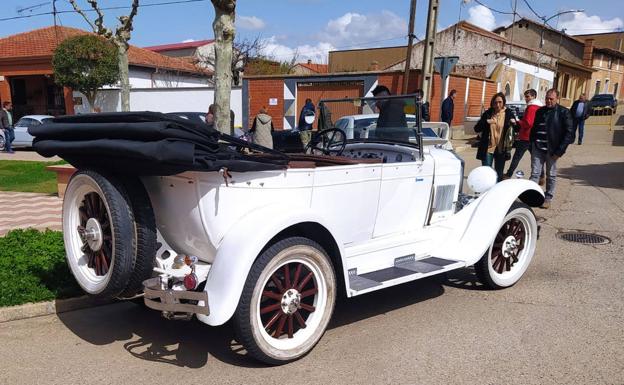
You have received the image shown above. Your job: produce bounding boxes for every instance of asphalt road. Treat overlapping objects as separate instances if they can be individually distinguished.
[1,118,623,385]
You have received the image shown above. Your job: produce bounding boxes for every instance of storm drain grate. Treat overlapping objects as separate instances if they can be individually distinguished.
[556,231,611,245]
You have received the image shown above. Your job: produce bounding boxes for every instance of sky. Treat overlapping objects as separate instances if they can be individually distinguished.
[0,0,622,63]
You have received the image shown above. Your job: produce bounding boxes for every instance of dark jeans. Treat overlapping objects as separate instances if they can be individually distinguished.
[3,128,14,152]
[505,140,531,177]
[482,150,506,181]
[573,119,585,144]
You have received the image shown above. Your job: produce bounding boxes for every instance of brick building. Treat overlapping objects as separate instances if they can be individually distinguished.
[575,32,624,101]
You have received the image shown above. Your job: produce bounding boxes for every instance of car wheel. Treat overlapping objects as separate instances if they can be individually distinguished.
[0,135,4,151]
[474,202,538,289]
[234,237,336,365]
[63,170,136,298]
[118,177,157,298]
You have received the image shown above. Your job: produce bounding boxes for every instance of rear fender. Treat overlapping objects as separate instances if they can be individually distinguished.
[197,205,345,326]
[430,179,543,266]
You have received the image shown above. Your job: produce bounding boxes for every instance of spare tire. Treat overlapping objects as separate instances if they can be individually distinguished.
[63,170,136,298]
[118,176,157,298]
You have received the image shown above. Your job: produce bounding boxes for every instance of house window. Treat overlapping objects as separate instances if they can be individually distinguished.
[608,57,613,69]
[595,80,601,96]
[604,79,610,93]
[504,82,511,97]
[561,74,570,98]
[614,83,619,98]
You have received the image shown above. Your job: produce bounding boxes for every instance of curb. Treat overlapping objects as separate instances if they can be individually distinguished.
[0,296,114,323]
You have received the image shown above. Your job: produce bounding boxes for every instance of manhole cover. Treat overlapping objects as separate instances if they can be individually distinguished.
[556,231,611,245]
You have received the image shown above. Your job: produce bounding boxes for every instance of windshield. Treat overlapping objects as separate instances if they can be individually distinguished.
[319,95,424,147]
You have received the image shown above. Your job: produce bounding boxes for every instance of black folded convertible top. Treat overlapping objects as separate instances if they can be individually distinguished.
[32,112,289,175]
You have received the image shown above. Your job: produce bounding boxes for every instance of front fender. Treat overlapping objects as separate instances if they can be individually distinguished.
[197,205,345,326]
[430,179,544,266]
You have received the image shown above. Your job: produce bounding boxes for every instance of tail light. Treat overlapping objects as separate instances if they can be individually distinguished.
[183,273,198,290]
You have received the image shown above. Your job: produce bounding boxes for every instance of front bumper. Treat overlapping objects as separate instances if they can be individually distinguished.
[142,277,210,315]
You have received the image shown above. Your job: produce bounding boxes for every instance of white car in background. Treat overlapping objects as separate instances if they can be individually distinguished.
[334,114,453,150]
[11,115,54,148]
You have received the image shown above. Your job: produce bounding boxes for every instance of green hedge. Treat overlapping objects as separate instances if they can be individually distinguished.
[0,229,82,307]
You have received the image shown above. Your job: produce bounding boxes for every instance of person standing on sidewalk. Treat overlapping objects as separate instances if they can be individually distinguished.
[504,89,543,179]
[250,107,275,149]
[570,93,591,145]
[474,92,515,181]
[529,89,574,209]
[441,89,456,126]
[1,101,15,154]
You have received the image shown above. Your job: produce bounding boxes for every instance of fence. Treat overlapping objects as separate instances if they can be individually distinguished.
[588,106,617,131]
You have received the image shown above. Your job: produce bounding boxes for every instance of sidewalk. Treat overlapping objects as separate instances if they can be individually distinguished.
[0,149,60,162]
[0,191,62,236]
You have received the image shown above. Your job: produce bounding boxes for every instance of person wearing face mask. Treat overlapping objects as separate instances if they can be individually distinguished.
[529,88,574,209]
[504,89,543,179]
[474,92,516,181]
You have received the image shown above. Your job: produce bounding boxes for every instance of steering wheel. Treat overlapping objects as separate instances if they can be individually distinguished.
[304,128,347,156]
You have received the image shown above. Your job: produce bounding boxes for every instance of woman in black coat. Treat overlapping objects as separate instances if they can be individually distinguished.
[474,92,517,181]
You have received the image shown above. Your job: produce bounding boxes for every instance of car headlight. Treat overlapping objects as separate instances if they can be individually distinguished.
[467,166,497,194]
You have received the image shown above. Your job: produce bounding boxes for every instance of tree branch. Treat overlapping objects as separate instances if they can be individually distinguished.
[211,0,236,12]
[86,0,113,38]
[68,0,97,33]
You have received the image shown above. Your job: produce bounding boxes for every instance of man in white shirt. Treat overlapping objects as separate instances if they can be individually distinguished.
[570,93,591,145]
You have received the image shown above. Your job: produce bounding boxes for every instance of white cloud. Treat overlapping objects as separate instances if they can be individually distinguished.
[260,36,334,64]
[317,11,408,48]
[237,15,266,30]
[182,38,195,43]
[257,10,406,64]
[467,5,496,31]
[561,12,623,34]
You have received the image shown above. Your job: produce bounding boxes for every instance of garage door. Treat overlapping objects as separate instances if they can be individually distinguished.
[296,81,364,129]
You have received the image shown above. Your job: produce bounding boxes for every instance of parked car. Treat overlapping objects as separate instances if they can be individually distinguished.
[165,111,207,124]
[590,94,617,115]
[334,113,453,150]
[505,102,526,120]
[8,115,54,149]
[35,95,544,365]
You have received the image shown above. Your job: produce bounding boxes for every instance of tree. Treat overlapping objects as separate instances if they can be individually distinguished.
[196,36,266,85]
[52,35,119,112]
[69,0,139,112]
[211,0,236,135]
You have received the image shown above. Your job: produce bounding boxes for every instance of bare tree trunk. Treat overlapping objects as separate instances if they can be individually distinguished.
[116,42,131,111]
[85,92,97,113]
[212,0,236,135]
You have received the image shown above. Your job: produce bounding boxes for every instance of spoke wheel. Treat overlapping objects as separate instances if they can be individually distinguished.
[475,202,538,289]
[234,237,336,365]
[63,170,136,298]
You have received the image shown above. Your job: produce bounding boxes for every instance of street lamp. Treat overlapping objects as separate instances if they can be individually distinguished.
[539,9,584,48]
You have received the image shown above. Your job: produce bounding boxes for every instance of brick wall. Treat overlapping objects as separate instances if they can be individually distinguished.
[248,77,284,129]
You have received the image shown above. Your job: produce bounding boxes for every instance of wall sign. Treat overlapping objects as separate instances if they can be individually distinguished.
[269,98,278,106]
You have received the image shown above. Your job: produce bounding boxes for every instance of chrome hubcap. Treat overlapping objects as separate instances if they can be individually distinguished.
[84,217,103,251]
[502,235,519,259]
[281,288,302,314]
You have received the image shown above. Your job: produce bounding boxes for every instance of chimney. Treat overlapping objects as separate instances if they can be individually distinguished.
[307,59,312,64]
[369,60,380,71]
[583,39,594,67]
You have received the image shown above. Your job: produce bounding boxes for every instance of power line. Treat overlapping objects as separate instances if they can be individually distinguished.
[0,0,207,22]
[521,0,545,21]
[472,0,515,15]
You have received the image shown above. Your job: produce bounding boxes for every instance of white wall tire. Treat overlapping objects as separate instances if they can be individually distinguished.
[234,237,336,365]
[63,170,136,298]
[475,202,538,289]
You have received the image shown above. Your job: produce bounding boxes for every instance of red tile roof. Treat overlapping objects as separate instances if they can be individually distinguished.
[144,39,214,52]
[295,62,329,73]
[0,26,208,75]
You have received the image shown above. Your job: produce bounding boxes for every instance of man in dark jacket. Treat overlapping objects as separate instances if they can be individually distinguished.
[441,89,456,126]
[372,85,407,141]
[415,89,430,121]
[298,98,315,130]
[1,101,15,153]
[570,93,591,145]
[529,89,574,209]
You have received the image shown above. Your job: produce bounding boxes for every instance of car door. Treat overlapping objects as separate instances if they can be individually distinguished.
[13,118,37,147]
[372,151,434,238]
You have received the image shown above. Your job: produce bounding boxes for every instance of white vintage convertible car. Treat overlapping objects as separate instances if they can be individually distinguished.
[32,94,543,365]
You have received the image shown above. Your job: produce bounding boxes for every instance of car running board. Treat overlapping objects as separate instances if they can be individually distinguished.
[348,255,464,296]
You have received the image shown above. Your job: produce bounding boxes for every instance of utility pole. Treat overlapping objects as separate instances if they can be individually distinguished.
[402,0,417,94]
[420,0,440,103]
